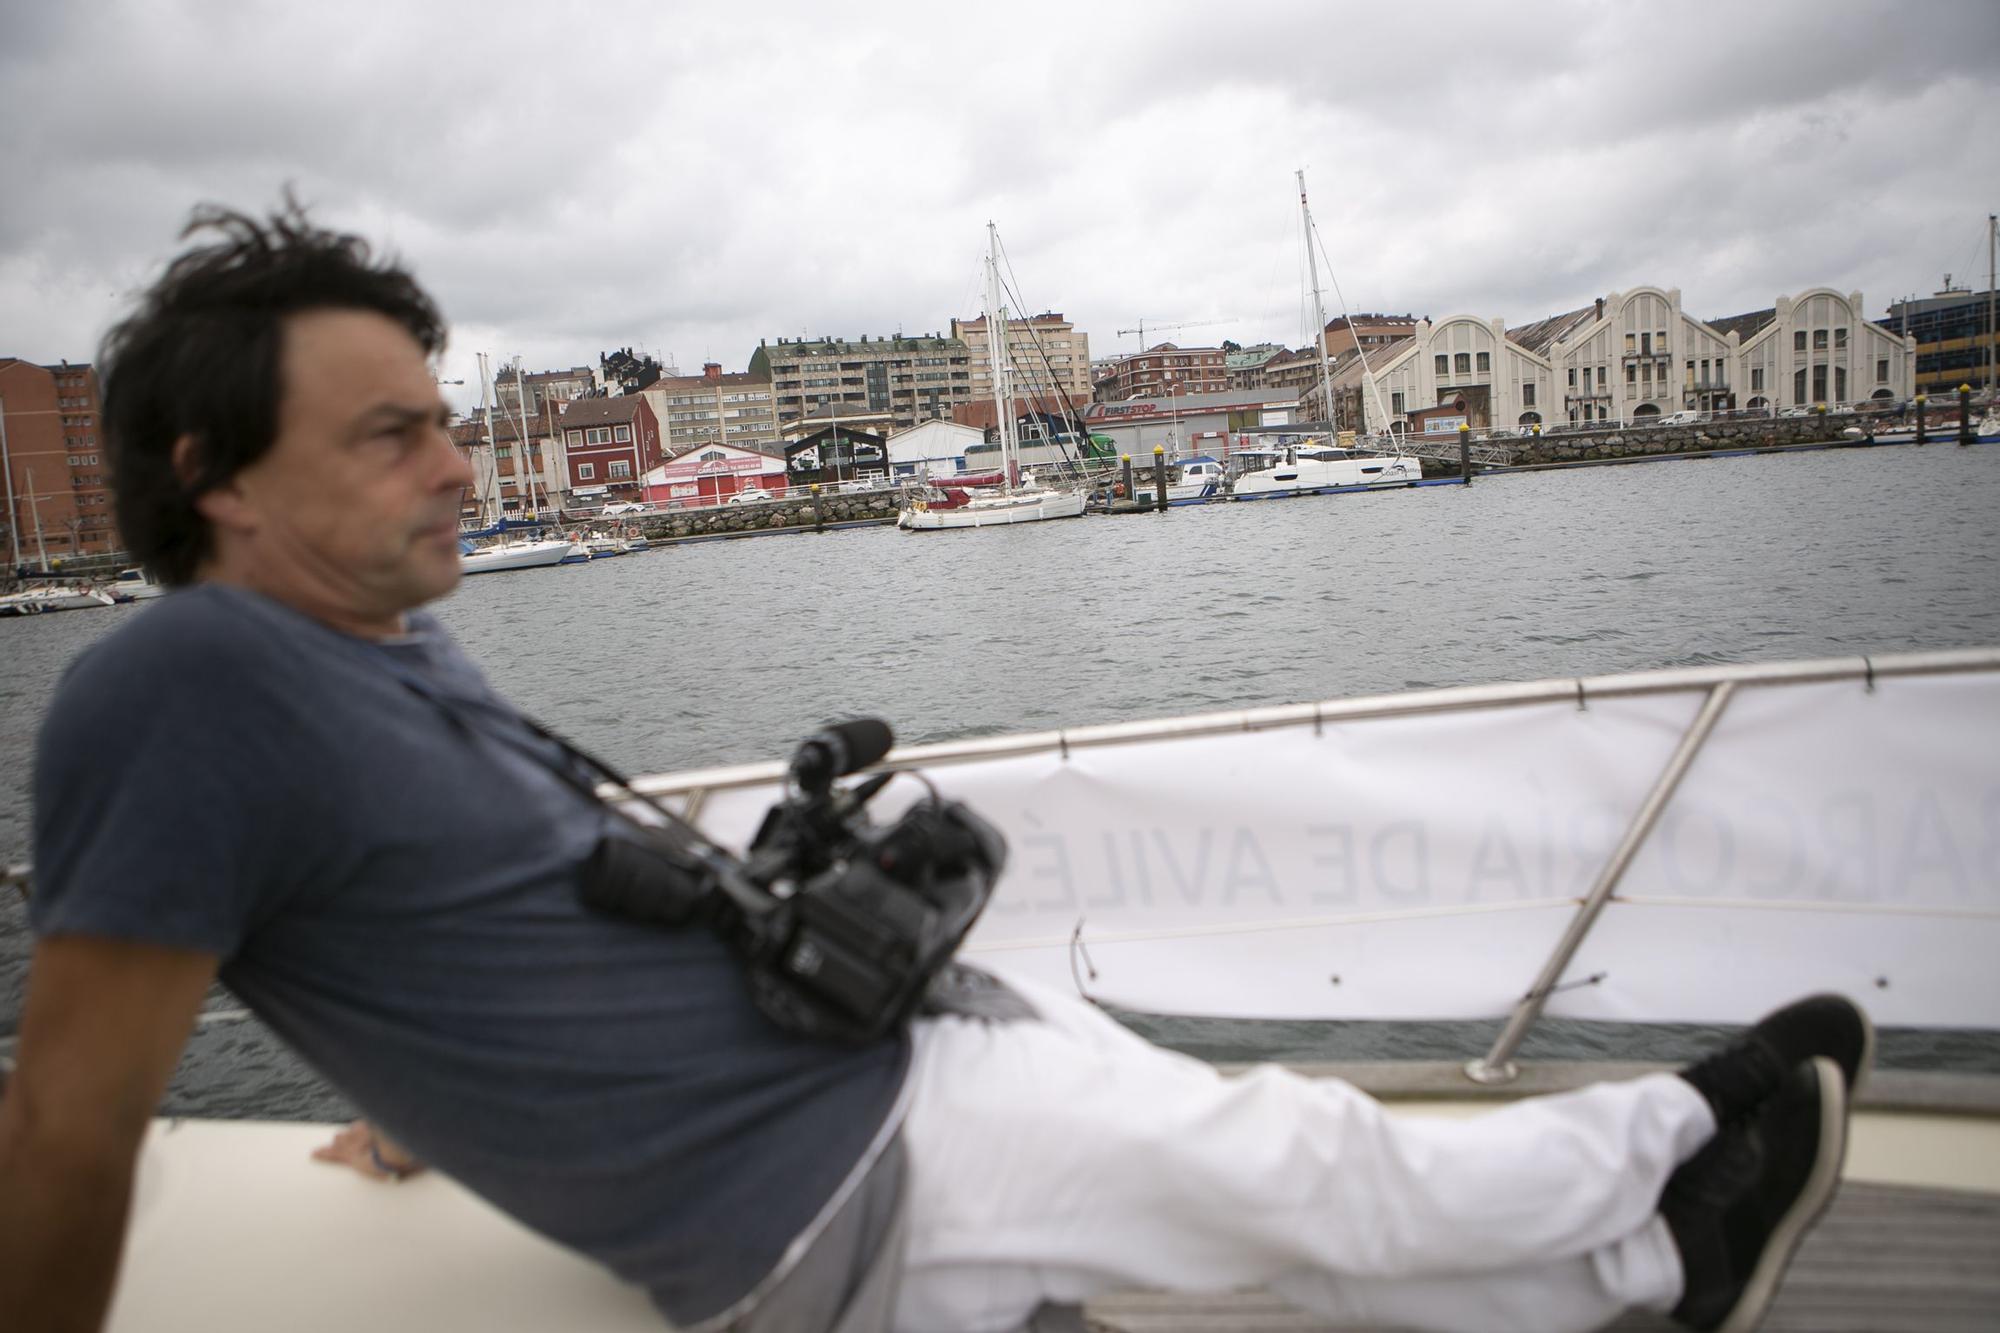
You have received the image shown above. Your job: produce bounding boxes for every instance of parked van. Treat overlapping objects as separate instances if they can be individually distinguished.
[1659,410,1702,426]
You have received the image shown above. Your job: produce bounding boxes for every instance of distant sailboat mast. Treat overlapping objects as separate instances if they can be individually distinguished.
[1298,170,1338,446]
[986,221,1017,490]
[475,352,503,525]
[511,359,546,518]
[1297,168,1400,446]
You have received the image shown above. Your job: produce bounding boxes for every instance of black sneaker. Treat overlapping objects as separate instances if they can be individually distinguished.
[1680,994,1872,1124]
[1669,1056,1849,1332]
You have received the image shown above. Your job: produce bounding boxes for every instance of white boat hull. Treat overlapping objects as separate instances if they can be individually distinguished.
[1232,452,1418,497]
[0,585,116,615]
[898,488,1087,530]
[458,538,578,574]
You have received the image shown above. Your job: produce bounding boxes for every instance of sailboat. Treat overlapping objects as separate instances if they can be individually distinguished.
[898,224,1088,531]
[459,354,581,575]
[1231,172,1419,499]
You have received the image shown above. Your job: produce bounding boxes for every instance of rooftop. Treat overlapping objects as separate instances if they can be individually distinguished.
[558,396,647,426]
[1506,305,1600,356]
[1707,308,1778,343]
[763,335,964,356]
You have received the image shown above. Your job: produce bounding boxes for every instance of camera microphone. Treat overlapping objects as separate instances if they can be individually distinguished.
[790,718,895,795]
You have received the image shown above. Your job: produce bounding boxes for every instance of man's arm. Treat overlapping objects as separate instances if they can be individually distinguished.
[0,935,217,1333]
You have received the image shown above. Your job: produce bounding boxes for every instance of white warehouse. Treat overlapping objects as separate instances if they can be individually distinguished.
[1314,286,1916,434]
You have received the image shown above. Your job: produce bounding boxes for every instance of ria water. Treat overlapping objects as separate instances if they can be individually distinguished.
[3,443,1998,1116]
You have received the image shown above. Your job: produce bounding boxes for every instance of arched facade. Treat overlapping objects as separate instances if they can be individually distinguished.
[1345,283,1915,435]
[1736,288,1915,411]
[1359,317,1553,435]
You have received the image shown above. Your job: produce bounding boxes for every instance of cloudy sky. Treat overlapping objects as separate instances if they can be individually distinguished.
[3,0,1996,408]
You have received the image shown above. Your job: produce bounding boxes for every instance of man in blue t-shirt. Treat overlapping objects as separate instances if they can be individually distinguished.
[0,204,1864,1333]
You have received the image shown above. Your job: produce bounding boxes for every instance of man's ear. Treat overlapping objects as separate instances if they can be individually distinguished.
[176,434,252,533]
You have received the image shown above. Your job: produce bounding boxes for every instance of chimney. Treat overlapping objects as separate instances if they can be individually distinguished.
[1595,297,1606,319]
[703,362,722,383]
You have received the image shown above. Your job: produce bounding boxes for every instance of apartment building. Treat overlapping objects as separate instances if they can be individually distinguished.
[0,358,118,566]
[450,405,565,519]
[1091,343,1228,402]
[1225,343,1289,389]
[494,364,598,417]
[1320,314,1420,360]
[948,312,1092,408]
[640,362,781,456]
[748,334,975,435]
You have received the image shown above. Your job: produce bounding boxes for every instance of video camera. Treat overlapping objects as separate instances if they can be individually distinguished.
[578,720,1006,1043]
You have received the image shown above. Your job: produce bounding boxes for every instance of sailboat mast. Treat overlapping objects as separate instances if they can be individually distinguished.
[1988,213,1996,399]
[476,353,502,526]
[1299,170,1338,443]
[512,359,542,517]
[986,221,1016,487]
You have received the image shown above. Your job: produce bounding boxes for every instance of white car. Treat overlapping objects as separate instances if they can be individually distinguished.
[1659,410,1702,426]
[728,488,773,504]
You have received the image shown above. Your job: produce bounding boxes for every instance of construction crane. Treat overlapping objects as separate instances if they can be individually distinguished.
[1116,317,1236,352]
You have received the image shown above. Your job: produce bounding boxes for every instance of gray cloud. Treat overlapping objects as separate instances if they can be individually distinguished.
[2,0,1995,403]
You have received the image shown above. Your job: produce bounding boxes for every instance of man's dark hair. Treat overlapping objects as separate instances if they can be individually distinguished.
[98,197,446,584]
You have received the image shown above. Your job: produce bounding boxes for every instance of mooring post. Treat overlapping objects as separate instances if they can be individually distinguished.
[1458,422,1472,484]
[1153,445,1168,512]
[1961,384,1975,445]
[1120,454,1134,508]
[808,482,824,530]
[1916,394,1928,445]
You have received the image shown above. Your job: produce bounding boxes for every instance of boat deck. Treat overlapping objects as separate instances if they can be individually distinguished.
[1082,1180,2000,1331]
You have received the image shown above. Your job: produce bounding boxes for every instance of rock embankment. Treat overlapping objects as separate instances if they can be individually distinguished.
[1502,412,1879,467]
[636,490,900,542]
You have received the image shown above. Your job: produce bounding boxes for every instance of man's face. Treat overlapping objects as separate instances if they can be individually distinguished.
[212,308,472,634]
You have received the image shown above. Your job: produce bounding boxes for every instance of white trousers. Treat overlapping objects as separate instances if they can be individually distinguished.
[893,976,1714,1333]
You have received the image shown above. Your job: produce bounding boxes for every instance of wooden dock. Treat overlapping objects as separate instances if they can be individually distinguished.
[1078,1181,2000,1330]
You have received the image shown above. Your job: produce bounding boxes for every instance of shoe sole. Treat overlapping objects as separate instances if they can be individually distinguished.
[1717,1056,1849,1333]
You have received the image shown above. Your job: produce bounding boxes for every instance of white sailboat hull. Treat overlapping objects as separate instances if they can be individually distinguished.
[458,538,578,574]
[898,487,1087,530]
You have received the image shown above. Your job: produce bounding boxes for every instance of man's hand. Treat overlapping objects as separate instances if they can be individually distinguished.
[0,935,217,1333]
[312,1119,425,1181]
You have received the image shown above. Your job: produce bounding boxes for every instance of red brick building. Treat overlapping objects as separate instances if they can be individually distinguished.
[557,395,664,503]
[1091,342,1228,402]
[0,358,118,569]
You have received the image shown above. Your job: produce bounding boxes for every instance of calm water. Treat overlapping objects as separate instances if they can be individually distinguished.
[5,443,1999,1116]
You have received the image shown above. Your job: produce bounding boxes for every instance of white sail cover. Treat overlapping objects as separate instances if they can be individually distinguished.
[674,656,2000,1029]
